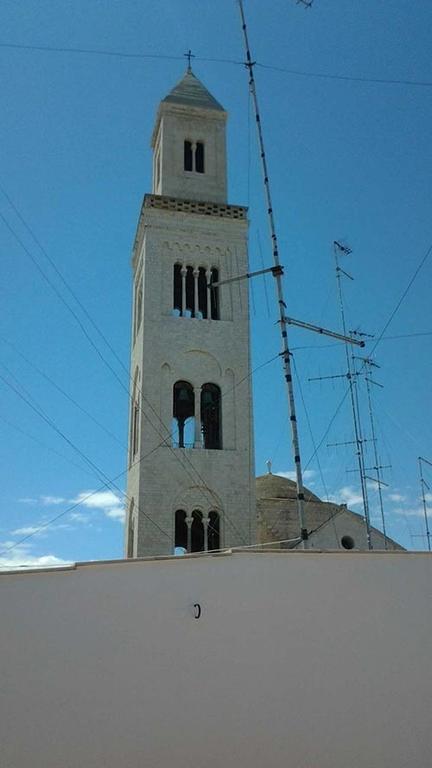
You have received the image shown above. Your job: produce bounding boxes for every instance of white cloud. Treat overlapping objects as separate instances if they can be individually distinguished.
[68,512,90,523]
[18,498,38,504]
[329,486,363,508]
[12,526,42,536]
[366,479,381,490]
[41,496,66,505]
[393,506,427,518]
[275,469,316,482]
[72,490,125,522]
[0,543,71,571]
[389,493,407,502]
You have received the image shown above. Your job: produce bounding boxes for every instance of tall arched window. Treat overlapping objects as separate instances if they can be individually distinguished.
[173,263,182,315]
[210,268,219,320]
[173,381,195,448]
[127,501,135,558]
[185,266,194,316]
[172,263,219,320]
[195,142,204,173]
[201,383,222,450]
[175,509,187,552]
[208,511,220,551]
[130,370,140,462]
[184,140,193,171]
[184,140,205,173]
[191,510,204,552]
[134,281,143,337]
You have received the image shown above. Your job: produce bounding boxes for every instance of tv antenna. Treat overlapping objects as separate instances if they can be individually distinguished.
[232,1,363,547]
[418,456,432,551]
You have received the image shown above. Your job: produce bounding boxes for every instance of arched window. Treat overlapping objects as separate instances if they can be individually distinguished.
[210,268,219,320]
[184,140,193,171]
[130,370,140,462]
[201,383,222,450]
[208,511,220,551]
[185,266,194,316]
[195,142,204,173]
[173,263,182,315]
[173,381,195,448]
[198,267,208,318]
[191,510,204,552]
[135,283,143,334]
[127,502,135,558]
[175,509,188,552]
[184,140,205,173]
[172,263,219,320]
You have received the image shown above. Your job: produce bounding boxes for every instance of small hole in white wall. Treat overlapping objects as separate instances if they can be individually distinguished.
[341,535,355,550]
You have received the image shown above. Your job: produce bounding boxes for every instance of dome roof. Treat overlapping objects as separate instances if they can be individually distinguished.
[256,473,321,503]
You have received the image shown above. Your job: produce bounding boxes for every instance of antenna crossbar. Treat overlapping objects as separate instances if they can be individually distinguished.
[208,265,282,289]
[284,316,365,347]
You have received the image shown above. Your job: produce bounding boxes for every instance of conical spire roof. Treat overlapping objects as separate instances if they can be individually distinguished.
[162,69,225,112]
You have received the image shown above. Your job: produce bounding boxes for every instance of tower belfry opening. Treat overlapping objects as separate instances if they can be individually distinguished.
[125,67,256,557]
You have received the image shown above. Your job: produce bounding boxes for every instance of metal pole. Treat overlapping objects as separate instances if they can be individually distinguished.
[333,243,372,548]
[237,0,308,545]
[418,457,431,551]
[365,371,388,549]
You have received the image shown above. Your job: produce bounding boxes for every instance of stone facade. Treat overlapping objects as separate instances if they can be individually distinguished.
[125,70,256,557]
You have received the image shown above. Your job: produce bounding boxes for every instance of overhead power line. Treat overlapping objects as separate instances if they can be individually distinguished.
[0,446,163,558]
[0,335,125,449]
[305,239,432,470]
[0,41,431,88]
[0,194,246,543]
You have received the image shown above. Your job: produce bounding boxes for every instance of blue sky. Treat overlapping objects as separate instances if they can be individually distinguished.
[1,0,431,566]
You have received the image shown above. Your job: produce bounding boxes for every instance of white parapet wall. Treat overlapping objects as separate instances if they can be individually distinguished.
[1,551,431,768]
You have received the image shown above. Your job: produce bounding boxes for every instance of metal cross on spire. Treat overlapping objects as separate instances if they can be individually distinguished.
[184,49,195,71]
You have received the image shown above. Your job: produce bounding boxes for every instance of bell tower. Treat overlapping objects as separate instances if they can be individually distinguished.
[125,68,256,557]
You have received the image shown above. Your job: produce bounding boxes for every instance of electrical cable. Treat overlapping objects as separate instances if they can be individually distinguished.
[0,370,172,542]
[0,334,125,449]
[0,444,164,557]
[369,243,432,357]
[292,357,329,501]
[304,239,432,475]
[0,41,431,88]
[0,411,97,478]
[0,198,248,544]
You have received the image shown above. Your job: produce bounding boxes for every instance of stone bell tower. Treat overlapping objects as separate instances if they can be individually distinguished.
[125,67,255,557]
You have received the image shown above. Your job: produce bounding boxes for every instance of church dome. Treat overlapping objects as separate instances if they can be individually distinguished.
[256,473,321,503]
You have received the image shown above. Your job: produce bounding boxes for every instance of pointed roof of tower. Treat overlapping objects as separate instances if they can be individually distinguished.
[162,68,225,112]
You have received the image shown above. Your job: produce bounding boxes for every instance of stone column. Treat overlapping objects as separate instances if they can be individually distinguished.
[193,267,199,317]
[206,268,212,320]
[202,513,209,552]
[185,516,193,554]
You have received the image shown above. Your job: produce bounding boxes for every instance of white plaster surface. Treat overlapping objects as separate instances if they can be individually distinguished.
[1,551,431,768]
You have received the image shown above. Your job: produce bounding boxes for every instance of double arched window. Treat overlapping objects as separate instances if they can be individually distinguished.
[184,140,205,173]
[175,508,220,553]
[173,264,219,319]
[172,381,222,449]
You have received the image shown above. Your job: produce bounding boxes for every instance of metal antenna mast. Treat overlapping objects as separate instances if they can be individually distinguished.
[363,358,388,549]
[237,0,308,545]
[418,456,432,551]
[333,241,372,548]
[233,3,365,545]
